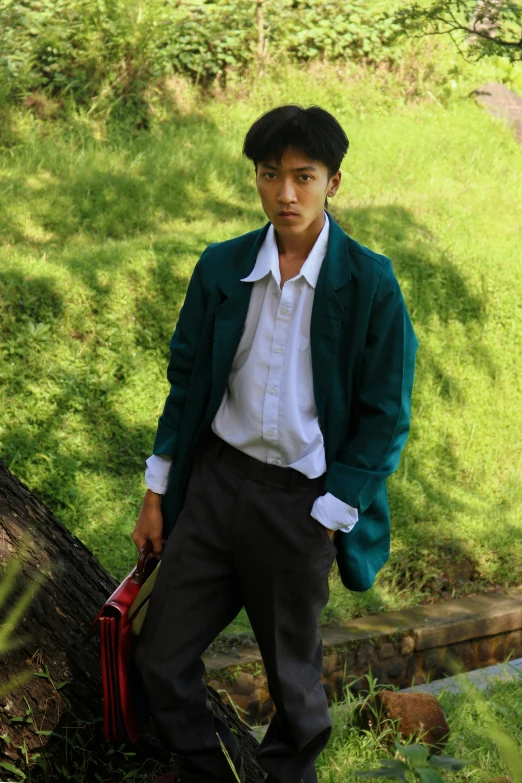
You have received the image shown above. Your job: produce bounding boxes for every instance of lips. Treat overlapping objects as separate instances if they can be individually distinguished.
[278,211,298,217]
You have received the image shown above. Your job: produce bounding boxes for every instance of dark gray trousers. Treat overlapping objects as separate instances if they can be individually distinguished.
[135,433,337,783]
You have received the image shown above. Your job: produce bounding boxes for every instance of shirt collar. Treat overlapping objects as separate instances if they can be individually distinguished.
[240,211,330,290]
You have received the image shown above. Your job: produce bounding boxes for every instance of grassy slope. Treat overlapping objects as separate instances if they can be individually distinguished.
[1,42,521,633]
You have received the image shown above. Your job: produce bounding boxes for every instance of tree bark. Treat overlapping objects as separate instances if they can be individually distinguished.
[0,461,263,781]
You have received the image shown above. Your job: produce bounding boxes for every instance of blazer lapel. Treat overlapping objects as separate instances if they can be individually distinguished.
[208,224,270,418]
[210,285,252,412]
[207,215,352,428]
[311,213,352,425]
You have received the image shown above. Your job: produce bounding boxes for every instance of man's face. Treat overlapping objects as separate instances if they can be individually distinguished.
[255,146,341,237]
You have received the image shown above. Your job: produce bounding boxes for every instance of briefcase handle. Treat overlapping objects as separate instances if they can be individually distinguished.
[132,539,154,584]
[85,539,159,643]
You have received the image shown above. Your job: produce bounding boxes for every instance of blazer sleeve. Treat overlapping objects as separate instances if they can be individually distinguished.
[324,260,418,513]
[152,251,209,459]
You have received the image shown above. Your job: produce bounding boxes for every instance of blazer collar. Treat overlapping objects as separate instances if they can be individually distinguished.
[217,223,270,299]
[217,210,351,298]
[240,212,330,290]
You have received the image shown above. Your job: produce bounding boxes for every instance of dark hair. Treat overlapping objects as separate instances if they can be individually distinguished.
[243,104,349,177]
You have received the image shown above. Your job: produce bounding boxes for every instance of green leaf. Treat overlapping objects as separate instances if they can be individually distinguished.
[355,771,406,781]
[355,760,408,781]
[417,769,445,783]
[378,760,410,770]
[397,743,430,766]
[0,760,26,779]
[429,755,473,771]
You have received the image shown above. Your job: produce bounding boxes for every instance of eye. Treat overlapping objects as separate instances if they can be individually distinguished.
[262,172,276,179]
[299,174,313,182]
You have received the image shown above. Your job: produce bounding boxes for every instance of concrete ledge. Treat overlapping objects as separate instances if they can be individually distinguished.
[411,588,522,650]
[403,656,522,696]
[204,585,522,724]
[205,586,522,669]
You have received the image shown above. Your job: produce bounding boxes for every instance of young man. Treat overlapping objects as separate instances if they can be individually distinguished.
[133,105,418,783]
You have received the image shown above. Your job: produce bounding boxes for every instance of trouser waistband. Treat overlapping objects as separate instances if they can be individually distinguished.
[203,431,326,491]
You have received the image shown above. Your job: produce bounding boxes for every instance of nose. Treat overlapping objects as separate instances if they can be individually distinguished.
[277,177,297,206]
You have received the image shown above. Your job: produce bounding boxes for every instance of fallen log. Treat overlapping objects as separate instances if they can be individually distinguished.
[0,461,263,782]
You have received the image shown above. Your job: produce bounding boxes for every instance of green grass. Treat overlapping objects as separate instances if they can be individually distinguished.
[22,663,522,781]
[319,674,522,782]
[1,38,522,636]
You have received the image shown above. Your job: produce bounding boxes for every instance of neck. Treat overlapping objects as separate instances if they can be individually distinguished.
[275,211,326,261]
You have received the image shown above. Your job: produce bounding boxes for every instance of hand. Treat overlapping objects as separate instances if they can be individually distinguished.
[131,489,166,559]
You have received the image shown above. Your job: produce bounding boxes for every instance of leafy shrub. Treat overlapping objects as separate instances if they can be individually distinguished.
[354,739,473,781]
[273,0,404,64]
[0,0,405,116]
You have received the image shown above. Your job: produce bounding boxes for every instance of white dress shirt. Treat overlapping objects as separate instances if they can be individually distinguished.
[145,214,359,534]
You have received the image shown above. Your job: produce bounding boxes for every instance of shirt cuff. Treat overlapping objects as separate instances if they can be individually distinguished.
[144,454,171,495]
[310,492,359,534]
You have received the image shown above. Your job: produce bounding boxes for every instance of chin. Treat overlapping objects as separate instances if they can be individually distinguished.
[273,221,302,235]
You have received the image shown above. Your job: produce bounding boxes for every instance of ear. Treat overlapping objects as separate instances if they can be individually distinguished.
[327,170,342,198]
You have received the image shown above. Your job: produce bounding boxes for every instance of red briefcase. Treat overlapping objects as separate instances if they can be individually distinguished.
[87,539,161,744]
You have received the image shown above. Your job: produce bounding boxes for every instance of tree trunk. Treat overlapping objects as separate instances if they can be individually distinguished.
[0,461,263,782]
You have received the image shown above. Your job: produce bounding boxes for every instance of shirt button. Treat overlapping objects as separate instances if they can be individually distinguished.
[271,459,281,466]
[274,346,282,353]
[280,307,289,315]
[268,386,276,395]
[266,429,274,436]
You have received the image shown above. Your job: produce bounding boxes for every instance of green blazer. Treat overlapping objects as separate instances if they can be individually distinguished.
[153,212,418,592]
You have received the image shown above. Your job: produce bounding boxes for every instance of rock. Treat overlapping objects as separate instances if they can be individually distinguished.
[387,661,404,679]
[478,640,492,662]
[323,652,338,676]
[423,650,440,672]
[234,671,255,695]
[374,690,450,752]
[449,642,474,669]
[401,636,415,656]
[406,656,419,682]
[227,694,250,717]
[335,674,346,699]
[259,698,273,718]
[342,650,355,668]
[246,698,260,722]
[506,630,522,655]
[379,642,396,660]
[472,83,522,144]
[357,643,376,666]
[491,636,505,660]
[370,666,384,682]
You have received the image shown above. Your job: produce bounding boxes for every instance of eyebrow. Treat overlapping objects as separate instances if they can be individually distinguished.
[260,163,318,172]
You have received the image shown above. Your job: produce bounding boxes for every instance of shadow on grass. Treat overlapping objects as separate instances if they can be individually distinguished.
[0,112,260,282]
[1,121,510,600]
[331,203,499,604]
